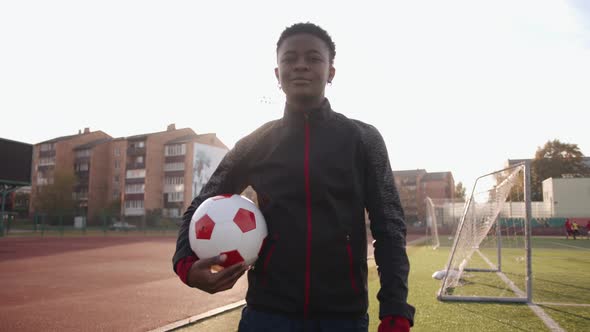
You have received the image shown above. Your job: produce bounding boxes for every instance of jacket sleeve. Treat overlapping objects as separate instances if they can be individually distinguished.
[172,136,253,273]
[361,124,415,325]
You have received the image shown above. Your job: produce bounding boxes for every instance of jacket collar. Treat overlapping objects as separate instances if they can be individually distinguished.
[282,98,332,124]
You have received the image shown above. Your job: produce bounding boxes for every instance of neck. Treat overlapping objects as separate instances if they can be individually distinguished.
[285,95,325,113]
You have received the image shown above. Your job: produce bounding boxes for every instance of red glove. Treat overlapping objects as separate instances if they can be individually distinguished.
[378,316,410,332]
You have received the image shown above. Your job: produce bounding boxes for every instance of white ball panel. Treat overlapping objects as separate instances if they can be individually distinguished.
[206,199,239,226]
[210,222,243,253]
[192,238,221,260]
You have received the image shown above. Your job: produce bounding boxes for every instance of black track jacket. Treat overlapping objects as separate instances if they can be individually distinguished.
[173,99,415,323]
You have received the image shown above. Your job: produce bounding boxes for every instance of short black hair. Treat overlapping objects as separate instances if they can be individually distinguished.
[276,22,336,64]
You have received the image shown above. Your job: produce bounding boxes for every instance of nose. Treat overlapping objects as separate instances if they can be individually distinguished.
[293,57,309,71]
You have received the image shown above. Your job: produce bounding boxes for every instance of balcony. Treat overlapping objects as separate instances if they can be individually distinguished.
[39,150,56,158]
[124,208,145,216]
[164,184,184,193]
[125,193,145,201]
[126,169,146,179]
[165,155,185,163]
[127,162,145,170]
[127,147,146,156]
[37,165,55,172]
[125,177,145,184]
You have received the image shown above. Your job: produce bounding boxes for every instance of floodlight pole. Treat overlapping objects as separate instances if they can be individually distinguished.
[524,161,533,303]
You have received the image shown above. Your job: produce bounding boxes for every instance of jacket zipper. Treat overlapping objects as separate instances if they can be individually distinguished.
[303,113,312,318]
[345,235,359,293]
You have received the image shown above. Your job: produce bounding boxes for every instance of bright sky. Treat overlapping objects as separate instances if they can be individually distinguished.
[1,0,589,191]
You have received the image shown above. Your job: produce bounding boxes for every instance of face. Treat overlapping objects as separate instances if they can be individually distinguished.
[275,34,335,102]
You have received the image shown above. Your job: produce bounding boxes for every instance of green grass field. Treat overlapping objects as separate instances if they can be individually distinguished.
[180,237,590,332]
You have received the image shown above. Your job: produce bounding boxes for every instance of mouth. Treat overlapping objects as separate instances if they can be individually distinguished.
[291,78,312,84]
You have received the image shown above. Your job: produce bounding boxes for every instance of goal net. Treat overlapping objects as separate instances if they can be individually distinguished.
[438,163,532,303]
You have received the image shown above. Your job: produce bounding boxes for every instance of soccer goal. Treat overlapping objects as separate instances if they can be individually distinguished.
[438,162,532,303]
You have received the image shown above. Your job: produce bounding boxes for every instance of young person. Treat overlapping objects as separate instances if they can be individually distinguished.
[565,218,573,240]
[173,22,415,332]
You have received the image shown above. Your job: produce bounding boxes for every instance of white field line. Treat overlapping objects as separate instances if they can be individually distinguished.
[536,302,590,307]
[547,241,590,251]
[477,250,564,332]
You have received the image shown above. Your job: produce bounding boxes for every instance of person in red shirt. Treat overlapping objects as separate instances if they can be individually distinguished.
[564,219,573,240]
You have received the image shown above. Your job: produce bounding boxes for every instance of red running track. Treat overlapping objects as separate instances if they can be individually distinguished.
[0,234,423,332]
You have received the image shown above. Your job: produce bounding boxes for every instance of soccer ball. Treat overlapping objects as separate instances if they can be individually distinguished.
[189,194,267,268]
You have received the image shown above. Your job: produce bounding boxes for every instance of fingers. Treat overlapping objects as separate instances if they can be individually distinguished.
[214,266,248,292]
[213,263,249,284]
[195,254,227,269]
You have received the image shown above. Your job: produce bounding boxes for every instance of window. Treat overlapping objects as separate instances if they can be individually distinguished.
[75,163,89,171]
[75,149,91,158]
[40,143,55,151]
[165,144,186,156]
[131,141,145,149]
[168,192,184,202]
[75,188,88,200]
[113,191,120,199]
[114,159,120,169]
[135,156,144,164]
[125,200,144,209]
[114,147,120,156]
[125,183,145,194]
[38,157,55,166]
[164,177,184,185]
[114,175,119,184]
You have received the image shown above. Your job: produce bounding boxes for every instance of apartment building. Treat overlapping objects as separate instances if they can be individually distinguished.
[29,125,229,225]
[30,128,112,217]
[161,133,229,218]
[393,169,455,223]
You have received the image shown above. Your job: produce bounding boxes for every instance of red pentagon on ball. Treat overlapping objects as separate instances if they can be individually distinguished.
[195,214,215,239]
[212,194,232,200]
[220,249,244,268]
[233,208,256,233]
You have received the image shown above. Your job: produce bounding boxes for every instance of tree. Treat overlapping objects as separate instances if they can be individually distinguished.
[454,182,466,202]
[531,140,590,201]
[35,170,78,216]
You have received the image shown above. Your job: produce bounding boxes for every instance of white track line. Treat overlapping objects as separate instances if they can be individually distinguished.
[477,250,564,332]
[148,300,246,332]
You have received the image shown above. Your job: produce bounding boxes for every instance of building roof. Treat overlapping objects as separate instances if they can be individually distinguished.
[125,127,196,141]
[166,134,198,144]
[422,172,452,182]
[38,133,81,144]
[74,138,112,150]
[393,169,427,178]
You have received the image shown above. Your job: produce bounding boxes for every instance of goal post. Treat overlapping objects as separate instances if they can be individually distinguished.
[437,161,532,303]
[425,197,440,250]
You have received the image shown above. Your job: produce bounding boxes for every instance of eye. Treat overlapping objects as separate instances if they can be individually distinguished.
[281,56,296,64]
[308,56,323,63]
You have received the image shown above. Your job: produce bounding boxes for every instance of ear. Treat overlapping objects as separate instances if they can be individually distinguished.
[274,67,280,82]
[328,66,336,83]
